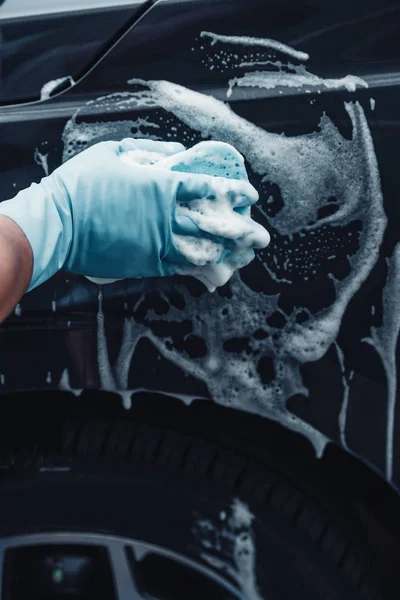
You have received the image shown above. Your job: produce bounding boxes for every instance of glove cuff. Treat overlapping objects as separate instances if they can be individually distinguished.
[0,173,73,291]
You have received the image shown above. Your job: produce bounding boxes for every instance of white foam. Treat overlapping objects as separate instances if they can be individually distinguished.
[121,77,383,454]
[96,286,117,391]
[59,368,82,397]
[119,390,132,410]
[61,32,385,458]
[173,236,225,266]
[92,289,204,407]
[120,148,166,166]
[335,343,353,450]
[62,92,164,163]
[200,31,309,61]
[195,499,263,600]
[362,243,400,481]
[175,248,255,293]
[132,387,201,405]
[199,33,366,102]
[119,140,270,291]
[40,76,74,100]
[86,276,121,285]
[228,68,368,98]
[34,148,49,176]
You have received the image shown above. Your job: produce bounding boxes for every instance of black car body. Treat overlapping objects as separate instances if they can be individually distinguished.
[0,0,400,598]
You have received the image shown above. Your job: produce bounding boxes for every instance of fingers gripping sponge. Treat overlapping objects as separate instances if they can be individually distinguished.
[88,141,270,291]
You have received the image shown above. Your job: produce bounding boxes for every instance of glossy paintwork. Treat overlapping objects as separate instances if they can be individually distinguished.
[0,1,144,104]
[1,0,400,487]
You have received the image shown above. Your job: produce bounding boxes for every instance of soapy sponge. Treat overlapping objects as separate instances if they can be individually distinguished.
[89,140,270,291]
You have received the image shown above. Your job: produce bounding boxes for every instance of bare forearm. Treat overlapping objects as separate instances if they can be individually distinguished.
[0,216,33,322]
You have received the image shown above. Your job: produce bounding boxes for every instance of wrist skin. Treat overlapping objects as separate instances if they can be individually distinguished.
[0,215,33,322]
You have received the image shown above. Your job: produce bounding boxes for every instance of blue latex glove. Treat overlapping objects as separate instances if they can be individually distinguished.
[0,138,259,291]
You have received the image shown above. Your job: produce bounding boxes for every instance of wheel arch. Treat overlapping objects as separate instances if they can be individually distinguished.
[0,387,399,596]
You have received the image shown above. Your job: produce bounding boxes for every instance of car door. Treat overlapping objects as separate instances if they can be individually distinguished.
[0,0,150,104]
[0,0,399,492]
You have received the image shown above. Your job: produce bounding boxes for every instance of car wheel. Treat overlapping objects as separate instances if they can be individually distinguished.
[0,419,381,600]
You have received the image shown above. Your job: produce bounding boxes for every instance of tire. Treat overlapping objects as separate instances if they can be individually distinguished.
[0,418,380,600]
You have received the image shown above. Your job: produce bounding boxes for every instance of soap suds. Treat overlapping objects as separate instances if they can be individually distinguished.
[40,76,74,100]
[96,286,119,391]
[120,79,384,426]
[362,243,400,481]
[87,276,122,285]
[34,148,49,176]
[121,141,270,291]
[200,31,309,62]
[61,32,385,457]
[14,303,21,317]
[335,343,353,450]
[194,499,263,600]
[119,391,132,410]
[228,69,367,99]
[95,287,203,409]
[131,387,203,405]
[62,92,164,162]
[59,368,82,397]
[199,31,366,101]
[120,148,165,165]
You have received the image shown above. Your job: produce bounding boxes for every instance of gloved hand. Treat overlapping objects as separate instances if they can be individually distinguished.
[122,140,271,291]
[0,138,259,291]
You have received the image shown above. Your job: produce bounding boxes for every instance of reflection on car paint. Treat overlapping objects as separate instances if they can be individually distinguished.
[59,33,393,475]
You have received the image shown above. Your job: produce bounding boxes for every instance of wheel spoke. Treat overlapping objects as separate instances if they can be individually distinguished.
[107,539,147,600]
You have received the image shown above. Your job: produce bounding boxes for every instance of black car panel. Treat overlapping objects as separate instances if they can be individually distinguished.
[0,0,148,105]
[0,0,399,495]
